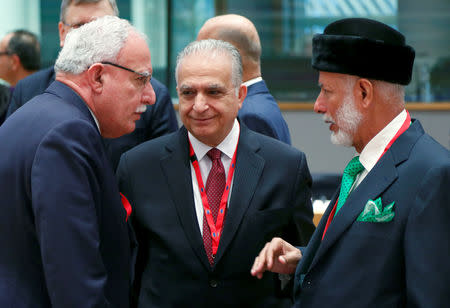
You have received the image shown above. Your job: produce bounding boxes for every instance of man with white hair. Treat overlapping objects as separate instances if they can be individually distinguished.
[6,0,178,170]
[0,16,155,308]
[117,39,315,308]
[251,18,450,307]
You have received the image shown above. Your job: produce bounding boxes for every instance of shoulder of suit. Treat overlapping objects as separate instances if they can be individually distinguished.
[123,130,179,157]
[246,128,301,153]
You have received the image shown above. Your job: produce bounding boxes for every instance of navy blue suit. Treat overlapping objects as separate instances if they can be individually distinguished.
[238,80,291,144]
[7,66,178,170]
[0,81,135,307]
[293,120,450,307]
[117,124,315,308]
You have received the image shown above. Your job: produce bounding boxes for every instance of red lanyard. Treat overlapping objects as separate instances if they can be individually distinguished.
[322,111,411,240]
[189,138,239,255]
[120,192,132,221]
[378,111,411,160]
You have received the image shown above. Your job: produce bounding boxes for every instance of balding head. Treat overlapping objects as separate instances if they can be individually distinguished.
[197,14,261,81]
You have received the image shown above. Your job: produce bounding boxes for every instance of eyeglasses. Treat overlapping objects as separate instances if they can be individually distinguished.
[101,61,152,86]
[62,21,87,29]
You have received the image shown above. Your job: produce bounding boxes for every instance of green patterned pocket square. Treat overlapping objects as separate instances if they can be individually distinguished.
[357,197,395,222]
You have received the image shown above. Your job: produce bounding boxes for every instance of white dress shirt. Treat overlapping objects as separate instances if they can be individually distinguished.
[188,119,240,235]
[351,109,408,191]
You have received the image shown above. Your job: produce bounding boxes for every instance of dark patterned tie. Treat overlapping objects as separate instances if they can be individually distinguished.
[203,148,226,265]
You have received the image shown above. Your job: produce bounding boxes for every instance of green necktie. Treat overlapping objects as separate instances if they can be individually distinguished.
[334,156,365,217]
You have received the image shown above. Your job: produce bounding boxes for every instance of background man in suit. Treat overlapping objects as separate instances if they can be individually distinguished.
[117,39,315,308]
[0,29,40,125]
[0,29,40,88]
[251,18,450,307]
[5,0,178,170]
[197,14,291,144]
[0,16,154,307]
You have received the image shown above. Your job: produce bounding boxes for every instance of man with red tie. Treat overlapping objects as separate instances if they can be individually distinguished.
[117,39,315,308]
[0,16,155,307]
[251,18,450,307]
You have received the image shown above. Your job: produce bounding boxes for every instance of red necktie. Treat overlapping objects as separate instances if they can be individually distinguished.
[203,148,226,265]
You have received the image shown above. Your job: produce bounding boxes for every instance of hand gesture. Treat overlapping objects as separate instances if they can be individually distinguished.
[250,237,302,279]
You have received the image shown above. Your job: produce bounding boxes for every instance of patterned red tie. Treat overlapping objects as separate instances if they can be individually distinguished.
[203,148,226,265]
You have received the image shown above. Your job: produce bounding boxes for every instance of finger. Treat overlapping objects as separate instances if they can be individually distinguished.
[251,245,269,276]
[282,249,302,267]
[266,237,283,270]
[265,241,274,270]
[251,256,262,275]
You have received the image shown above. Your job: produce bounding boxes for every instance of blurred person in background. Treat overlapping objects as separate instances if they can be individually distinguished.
[0,29,40,124]
[197,14,291,144]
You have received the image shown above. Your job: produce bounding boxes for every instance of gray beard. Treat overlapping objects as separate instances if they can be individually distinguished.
[330,94,362,147]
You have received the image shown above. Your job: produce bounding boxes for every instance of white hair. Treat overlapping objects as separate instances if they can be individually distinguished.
[175,39,243,90]
[55,15,144,74]
[370,79,405,105]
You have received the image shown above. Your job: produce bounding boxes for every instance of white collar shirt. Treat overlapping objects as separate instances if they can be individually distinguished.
[242,77,263,88]
[351,109,407,191]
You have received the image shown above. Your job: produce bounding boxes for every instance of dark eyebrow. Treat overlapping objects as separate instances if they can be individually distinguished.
[179,85,193,91]
[206,84,225,91]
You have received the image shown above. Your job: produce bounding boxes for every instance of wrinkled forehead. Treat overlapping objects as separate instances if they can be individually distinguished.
[115,34,151,72]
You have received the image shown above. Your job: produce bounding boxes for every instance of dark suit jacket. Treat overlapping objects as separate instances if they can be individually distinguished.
[117,124,315,308]
[293,120,450,308]
[0,81,134,308]
[238,80,291,144]
[6,66,178,170]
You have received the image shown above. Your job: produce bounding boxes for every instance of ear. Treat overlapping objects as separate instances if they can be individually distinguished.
[87,63,104,94]
[355,78,373,109]
[237,84,247,109]
[10,54,20,70]
[58,21,67,48]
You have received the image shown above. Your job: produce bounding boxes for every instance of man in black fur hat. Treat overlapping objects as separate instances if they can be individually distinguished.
[251,18,450,307]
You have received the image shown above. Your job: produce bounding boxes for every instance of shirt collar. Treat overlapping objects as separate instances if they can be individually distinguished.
[359,109,407,172]
[242,77,263,87]
[86,106,100,131]
[188,119,240,161]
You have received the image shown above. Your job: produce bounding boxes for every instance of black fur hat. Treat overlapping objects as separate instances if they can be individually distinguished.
[312,18,415,85]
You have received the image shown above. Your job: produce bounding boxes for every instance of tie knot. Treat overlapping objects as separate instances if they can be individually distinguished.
[344,156,364,177]
[207,148,222,161]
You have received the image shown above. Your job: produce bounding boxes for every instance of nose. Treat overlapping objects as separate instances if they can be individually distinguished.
[192,94,208,112]
[141,81,156,105]
[313,93,326,114]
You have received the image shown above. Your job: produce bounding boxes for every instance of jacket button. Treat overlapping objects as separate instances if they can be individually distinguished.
[209,279,218,288]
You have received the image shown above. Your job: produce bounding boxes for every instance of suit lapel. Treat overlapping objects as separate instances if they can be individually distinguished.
[309,153,398,269]
[214,125,265,264]
[160,128,211,269]
[306,120,424,272]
